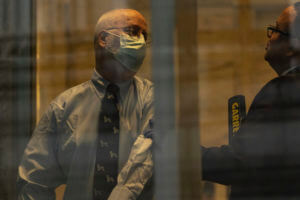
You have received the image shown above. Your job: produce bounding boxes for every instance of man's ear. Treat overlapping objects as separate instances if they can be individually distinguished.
[98,32,107,48]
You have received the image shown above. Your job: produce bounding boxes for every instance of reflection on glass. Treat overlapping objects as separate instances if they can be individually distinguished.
[1,0,300,199]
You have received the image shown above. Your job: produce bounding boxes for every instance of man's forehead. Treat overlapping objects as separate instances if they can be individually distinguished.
[99,9,147,31]
[277,6,297,30]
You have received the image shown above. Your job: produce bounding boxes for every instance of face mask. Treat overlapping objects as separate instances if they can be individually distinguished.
[104,31,146,72]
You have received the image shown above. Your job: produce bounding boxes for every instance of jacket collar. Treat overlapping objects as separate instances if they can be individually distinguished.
[281,66,300,76]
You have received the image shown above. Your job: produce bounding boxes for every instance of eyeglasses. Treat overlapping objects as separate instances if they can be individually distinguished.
[267,25,289,38]
[105,26,151,45]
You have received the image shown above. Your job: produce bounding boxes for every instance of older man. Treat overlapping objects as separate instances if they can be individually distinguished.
[18,9,153,200]
[202,2,300,199]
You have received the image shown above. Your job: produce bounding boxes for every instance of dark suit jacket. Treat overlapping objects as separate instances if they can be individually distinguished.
[202,69,300,199]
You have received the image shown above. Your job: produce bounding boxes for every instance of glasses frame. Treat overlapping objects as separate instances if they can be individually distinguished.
[267,25,290,38]
[104,27,152,46]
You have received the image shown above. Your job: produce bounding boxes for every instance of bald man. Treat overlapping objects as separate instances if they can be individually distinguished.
[202,2,300,199]
[18,9,153,200]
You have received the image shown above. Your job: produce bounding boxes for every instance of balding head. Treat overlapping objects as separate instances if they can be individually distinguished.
[94,9,147,46]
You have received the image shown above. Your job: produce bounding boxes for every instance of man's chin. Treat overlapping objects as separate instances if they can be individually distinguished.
[264,52,270,62]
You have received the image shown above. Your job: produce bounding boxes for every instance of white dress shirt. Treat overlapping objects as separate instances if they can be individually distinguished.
[18,69,154,200]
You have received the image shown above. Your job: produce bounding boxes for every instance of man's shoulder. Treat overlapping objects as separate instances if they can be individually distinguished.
[262,74,300,92]
[51,80,93,107]
[133,76,153,90]
[133,76,154,104]
[251,74,300,106]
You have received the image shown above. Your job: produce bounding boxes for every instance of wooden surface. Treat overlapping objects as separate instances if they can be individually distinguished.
[176,0,202,198]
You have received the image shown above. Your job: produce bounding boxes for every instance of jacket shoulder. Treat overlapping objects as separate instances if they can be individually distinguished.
[259,75,300,95]
[133,76,154,101]
[134,76,153,89]
[51,80,93,110]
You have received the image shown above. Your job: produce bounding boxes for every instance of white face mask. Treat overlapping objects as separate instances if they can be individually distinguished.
[104,30,146,72]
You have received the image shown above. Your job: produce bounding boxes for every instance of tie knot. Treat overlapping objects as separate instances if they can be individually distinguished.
[107,84,120,95]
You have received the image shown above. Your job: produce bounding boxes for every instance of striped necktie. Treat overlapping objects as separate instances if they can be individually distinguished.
[93,83,120,200]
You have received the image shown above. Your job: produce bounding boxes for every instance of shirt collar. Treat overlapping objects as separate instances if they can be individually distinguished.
[281,66,300,76]
[91,69,109,88]
[91,68,133,101]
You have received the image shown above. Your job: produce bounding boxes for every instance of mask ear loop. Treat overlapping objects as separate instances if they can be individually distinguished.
[103,30,121,38]
[104,30,148,45]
